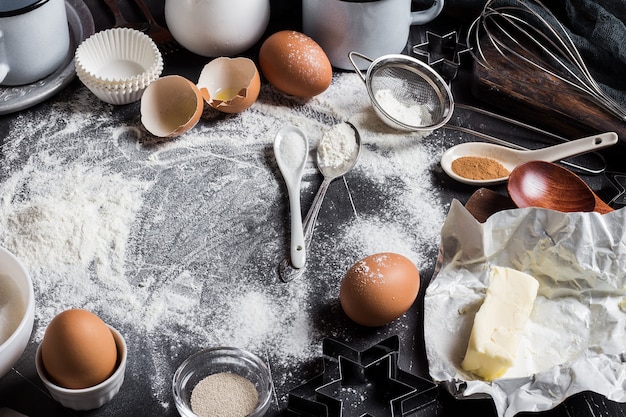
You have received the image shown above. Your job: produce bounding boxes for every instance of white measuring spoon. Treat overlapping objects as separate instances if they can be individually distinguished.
[440,131,618,186]
[278,122,362,282]
[274,125,308,269]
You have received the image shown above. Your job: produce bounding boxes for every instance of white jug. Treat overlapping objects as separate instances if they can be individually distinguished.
[303,0,445,70]
[165,0,270,57]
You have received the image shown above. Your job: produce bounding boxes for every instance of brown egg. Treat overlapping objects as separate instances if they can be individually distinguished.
[259,30,332,97]
[197,57,261,114]
[340,253,420,327]
[41,309,118,389]
[140,75,204,137]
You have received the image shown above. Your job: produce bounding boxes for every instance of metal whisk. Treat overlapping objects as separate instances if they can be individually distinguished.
[467,0,626,122]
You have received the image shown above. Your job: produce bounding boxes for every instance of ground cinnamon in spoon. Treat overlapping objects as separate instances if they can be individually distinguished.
[451,156,510,181]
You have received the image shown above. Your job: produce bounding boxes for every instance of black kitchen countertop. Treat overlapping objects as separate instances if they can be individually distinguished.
[1,1,625,417]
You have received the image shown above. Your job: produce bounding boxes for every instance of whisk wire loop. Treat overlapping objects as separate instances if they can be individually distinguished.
[467,0,626,122]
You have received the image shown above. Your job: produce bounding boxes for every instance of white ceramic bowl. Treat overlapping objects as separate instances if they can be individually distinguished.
[0,247,34,380]
[35,325,127,410]
[172,347,273,417]
[75,27,163,104]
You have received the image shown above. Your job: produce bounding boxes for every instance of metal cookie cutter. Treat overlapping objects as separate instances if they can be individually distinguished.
[412,30,471,82]
[285,336,439,417]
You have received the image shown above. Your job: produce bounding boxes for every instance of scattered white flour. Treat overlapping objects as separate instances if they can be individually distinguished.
[318,122,357,169]
[374,88,434,127]
[0,157,147,282]
[0,72,449,412]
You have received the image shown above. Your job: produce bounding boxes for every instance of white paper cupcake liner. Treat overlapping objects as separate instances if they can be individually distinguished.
[75,27,163,102]
[90,86,145,105]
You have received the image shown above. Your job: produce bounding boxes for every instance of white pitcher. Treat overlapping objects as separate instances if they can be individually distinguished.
[303,0,445,70]
[164,0,270,57]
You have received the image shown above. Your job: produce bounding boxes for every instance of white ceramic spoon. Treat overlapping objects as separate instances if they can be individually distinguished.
[441,132,618,186]
[274,125,308,269]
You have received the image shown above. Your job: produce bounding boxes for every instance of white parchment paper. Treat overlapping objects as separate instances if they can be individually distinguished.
[424,200,626,417]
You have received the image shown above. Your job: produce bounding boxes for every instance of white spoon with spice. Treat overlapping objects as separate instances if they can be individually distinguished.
[440,132,618,186]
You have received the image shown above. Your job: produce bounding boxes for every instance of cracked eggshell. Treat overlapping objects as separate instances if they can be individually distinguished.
[197,57,261,114]
[140,75,204,137]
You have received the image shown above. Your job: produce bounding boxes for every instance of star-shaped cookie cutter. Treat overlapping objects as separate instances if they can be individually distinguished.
[285,336,439,417]
[412,30,471,82]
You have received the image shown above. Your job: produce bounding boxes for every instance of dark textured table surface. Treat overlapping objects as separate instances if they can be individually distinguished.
[1,1,625,416]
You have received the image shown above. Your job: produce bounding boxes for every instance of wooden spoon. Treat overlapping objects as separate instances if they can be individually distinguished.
[507,160,613,214]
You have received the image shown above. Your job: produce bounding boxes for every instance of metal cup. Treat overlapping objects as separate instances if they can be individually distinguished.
[302,0,445,70]
[0,0,70,86]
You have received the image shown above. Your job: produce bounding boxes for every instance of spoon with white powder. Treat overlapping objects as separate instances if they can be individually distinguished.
[279,122,361,282]
[274,125,309,269]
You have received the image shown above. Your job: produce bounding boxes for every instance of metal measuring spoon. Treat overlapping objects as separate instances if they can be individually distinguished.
[274,125,309,269]
[278,122,362,282]
[441,132,618,186]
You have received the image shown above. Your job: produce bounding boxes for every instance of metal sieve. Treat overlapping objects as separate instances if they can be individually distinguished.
[349,51,454,131]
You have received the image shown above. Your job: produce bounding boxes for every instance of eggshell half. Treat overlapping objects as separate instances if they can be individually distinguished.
[40,309,118,389]
[259,30,332,97]
[141,75,204,137]
[197,57,261,114]
[340,253,420,327]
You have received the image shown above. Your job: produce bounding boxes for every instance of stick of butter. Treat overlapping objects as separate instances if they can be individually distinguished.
[461,266,539,381]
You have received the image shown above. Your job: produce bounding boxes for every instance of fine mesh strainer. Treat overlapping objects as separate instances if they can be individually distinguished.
[349,51,454,131]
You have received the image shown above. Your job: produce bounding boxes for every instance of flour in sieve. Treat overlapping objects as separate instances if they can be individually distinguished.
[374,88,433,127]
[0,72,448,411]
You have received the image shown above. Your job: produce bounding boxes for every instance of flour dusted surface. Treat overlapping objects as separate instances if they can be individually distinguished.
[0,73,447,413]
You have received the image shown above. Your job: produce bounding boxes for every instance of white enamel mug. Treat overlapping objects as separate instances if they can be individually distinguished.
[165,0,270,57]
[0,0,70,86]
[303,0,444,70]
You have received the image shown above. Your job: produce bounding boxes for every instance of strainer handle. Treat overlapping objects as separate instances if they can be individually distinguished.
[348,51,372,84]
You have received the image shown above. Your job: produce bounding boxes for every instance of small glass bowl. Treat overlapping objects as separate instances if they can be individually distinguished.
[172,347,273,417]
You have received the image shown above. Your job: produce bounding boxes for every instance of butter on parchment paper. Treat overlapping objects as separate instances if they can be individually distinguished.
[461,266,539,381]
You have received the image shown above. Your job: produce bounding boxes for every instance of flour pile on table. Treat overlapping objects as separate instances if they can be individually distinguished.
[0,73,446,407]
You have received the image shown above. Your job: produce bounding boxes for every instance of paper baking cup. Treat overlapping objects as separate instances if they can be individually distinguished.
[75,28,163,103]
[83,84,148,106]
